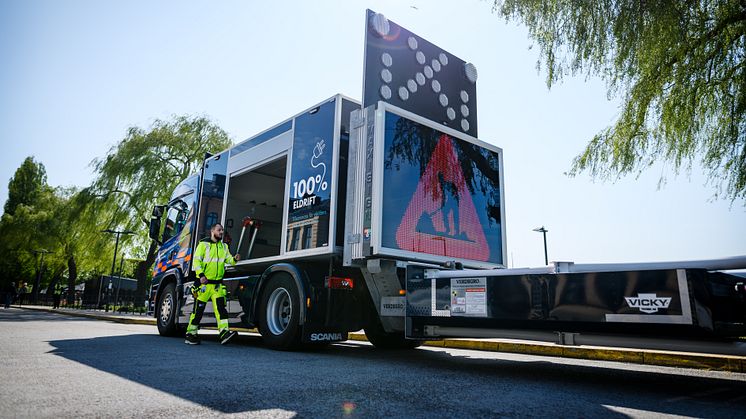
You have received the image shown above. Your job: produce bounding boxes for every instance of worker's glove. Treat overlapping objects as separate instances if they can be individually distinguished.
[190,283,200,298]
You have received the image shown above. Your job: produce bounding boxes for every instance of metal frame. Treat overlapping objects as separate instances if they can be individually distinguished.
[189,156,213,256]
[421,256,746,278]
[370,101,507,269]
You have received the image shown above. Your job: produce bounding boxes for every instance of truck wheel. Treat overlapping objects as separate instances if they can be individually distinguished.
[364,307,422,350]
[258,274,301,350]
[156,282,181,337]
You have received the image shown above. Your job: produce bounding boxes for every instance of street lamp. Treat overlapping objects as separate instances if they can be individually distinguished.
[532,226,549,266]
[114,256,125,309]
[100,229,135,311]
[31,249,51,304]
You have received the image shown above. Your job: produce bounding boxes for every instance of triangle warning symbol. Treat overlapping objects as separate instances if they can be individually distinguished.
[395,134,489,261]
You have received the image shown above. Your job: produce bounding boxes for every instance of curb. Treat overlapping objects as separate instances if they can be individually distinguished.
[353,334,745,373]
[22,306,746,373]
[20,306,156,326]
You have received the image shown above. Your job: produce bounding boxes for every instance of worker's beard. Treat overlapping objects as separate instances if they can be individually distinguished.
[212,232,223,241]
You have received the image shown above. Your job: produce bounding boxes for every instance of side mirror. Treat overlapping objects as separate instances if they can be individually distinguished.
[152,205,165,218]
[149,205,165,244]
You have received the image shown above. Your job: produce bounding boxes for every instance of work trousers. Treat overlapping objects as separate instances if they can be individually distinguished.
[186,283,229,334]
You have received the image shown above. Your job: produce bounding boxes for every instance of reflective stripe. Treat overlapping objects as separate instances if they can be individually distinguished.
[192,240,232,280]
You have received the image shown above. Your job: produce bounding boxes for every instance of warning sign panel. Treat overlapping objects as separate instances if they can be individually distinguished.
[450,277,487,317]
[380,112,504,266]
[394,134,489,260]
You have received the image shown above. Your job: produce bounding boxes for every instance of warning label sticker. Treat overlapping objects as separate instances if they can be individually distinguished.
[450,277,487,317]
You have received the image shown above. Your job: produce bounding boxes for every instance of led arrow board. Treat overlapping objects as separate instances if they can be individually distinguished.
[363,9,478,137]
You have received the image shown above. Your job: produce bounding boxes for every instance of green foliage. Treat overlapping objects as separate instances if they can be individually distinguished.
[4,156,47,215]
[90,115,233,295]
[1,116,232,299]
[91,115,232,234]
[494,0,746,201]
[1,158,111,295]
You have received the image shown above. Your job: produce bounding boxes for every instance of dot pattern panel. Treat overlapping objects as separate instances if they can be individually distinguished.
[363,9,478,137]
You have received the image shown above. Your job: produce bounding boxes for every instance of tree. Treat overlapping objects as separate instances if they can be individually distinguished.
[0,180,110,304]
[493,0,746,201]
[91,115,233,300]
[4,156,47,215]
[40,187,112,304]
[0,158,52,292]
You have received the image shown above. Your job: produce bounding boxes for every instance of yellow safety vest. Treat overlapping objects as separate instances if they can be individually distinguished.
[192,240,235,281]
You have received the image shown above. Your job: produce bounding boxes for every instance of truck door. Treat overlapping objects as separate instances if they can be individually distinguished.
[179,151,231,324]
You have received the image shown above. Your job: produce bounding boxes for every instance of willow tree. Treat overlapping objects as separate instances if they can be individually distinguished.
[40,187,112,303]
[91,115,233,299]
[493,0,746,201]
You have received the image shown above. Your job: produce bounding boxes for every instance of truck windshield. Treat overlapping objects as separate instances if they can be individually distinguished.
[162,196,193,243]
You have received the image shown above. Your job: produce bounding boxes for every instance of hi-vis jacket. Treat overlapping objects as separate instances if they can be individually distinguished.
[192,239,236,281]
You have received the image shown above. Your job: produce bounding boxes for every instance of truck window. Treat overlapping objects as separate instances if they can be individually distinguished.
[162,197,192,243]
[204,212,218,232]
[195,151,228,244]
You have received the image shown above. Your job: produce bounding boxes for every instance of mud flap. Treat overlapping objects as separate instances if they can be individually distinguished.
[301,326,349,344]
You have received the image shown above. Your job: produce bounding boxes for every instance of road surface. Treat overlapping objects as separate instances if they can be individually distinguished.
[0,308,744,418]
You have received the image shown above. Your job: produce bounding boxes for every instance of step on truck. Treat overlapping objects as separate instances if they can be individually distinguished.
[148,10,746,351]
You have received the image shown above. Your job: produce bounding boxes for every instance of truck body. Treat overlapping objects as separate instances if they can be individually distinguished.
[148,10,746,351]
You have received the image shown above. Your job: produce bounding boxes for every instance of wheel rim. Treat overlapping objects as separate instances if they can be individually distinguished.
[266,287,292,335]
[160,293,173,325]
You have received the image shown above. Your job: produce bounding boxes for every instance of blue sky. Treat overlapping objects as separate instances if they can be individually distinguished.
[1,0,744,267]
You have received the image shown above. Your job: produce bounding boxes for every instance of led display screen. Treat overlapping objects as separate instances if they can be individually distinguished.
[381,112,503,265]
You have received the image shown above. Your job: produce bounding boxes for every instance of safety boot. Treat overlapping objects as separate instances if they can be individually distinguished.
[185,333,201,345]
[219,330,237,345]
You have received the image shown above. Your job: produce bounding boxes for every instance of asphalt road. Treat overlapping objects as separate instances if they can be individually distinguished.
[1,308,745,418]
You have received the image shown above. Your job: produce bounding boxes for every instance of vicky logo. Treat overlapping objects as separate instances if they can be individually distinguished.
[624,293,672,314]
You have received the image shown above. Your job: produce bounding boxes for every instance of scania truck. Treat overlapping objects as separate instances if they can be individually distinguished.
[148,10,746,351]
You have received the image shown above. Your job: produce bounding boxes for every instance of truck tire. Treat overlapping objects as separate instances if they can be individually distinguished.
[364,308,422,350]
[258,274,301,350]
[156,282,181,337]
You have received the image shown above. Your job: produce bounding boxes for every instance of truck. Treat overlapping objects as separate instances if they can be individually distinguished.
[147,10,746,351]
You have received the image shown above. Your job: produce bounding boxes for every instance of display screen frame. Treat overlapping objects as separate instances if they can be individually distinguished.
[371,101,506,269]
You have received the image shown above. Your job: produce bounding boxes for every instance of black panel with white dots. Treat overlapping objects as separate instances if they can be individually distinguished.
[362,9,478,137]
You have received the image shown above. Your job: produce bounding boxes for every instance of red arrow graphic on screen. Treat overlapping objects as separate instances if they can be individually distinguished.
[395,134,489,261]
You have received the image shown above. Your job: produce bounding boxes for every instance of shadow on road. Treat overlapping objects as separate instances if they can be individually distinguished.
[0,308,94,322]
[46,331,746,417]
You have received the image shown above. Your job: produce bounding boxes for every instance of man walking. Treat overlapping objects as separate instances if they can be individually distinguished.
[18,283,28,306]
[185,223,240,345]
[2,282,17,308]
[52,281,63,309]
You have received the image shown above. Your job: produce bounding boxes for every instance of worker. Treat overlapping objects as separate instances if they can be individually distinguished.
[185,223,240,345]
[52,281,63,309]
[18,282,28,306]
